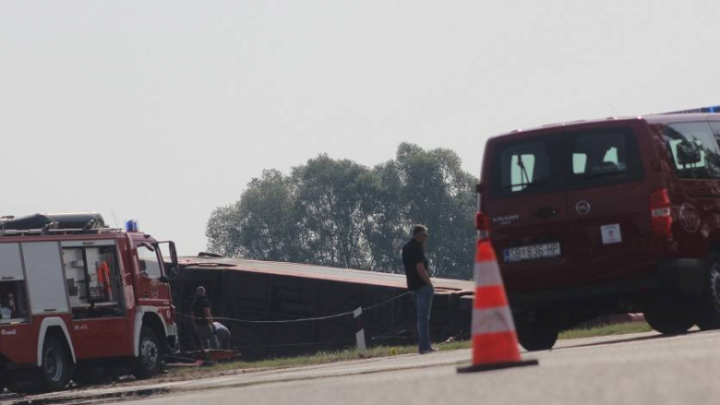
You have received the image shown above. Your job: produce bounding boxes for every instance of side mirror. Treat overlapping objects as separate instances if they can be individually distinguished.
[475,182,484,193]
[159,276,169,283]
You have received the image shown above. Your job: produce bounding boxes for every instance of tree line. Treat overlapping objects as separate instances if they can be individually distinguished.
[205,143,478,279]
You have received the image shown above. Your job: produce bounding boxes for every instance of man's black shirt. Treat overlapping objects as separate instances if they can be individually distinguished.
[191,296,210,325]
[402,238,428,291]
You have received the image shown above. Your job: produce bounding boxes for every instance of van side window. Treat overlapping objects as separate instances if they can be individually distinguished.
[710,122,720,143]
[500,142,550,192]
[663,122,720,179]
[137,245,162,278]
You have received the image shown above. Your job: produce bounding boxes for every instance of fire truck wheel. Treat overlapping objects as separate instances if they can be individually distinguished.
[132,327,163,379]
[39,337,75,392]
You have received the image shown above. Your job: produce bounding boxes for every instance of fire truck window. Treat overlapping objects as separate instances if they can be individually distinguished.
[137,245,162,279]
[0,243,25,280]
[86,247,120,304]
[63,246,123,319]
[0,281,29,323]
[0,243,29,322]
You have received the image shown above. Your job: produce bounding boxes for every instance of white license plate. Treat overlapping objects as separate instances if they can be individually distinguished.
[503,243,561,263]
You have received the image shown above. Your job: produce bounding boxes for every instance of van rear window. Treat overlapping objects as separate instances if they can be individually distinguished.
[662,122,720,180]
[489,127,643,198]
[498,141,551,192]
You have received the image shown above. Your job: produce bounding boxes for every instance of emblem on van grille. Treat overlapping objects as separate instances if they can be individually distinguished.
[576,200,591,215]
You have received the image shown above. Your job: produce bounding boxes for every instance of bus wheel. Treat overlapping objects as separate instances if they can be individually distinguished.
[39,337,74,392]
[132,327,164,379]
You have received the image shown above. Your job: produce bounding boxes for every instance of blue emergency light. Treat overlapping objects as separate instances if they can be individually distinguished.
[125,219,139,232]
[665,105,720,114]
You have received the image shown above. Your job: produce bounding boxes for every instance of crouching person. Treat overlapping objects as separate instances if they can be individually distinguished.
[213,322,231,350]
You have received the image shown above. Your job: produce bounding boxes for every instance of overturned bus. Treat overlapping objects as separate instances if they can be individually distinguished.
[169,254,474,359]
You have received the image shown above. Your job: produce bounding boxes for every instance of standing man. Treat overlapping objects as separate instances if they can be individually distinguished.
[191,286,219,350]
[402,225,436,354]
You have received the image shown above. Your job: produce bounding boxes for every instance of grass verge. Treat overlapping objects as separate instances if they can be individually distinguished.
[166,341,470,379]
[165,322,650,380]
[559,321,652,340]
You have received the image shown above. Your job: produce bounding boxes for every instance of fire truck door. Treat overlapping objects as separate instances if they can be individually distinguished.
[60,241,133,359]
[134,241,172,323]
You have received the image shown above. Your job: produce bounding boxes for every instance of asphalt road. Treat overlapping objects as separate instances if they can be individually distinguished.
[6,330,720,405]
[119,330,720,405]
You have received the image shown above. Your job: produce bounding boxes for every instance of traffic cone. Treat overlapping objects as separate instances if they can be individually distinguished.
[457,239,538,373]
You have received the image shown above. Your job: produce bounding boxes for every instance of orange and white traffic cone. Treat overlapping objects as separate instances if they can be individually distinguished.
[458,239,538,373]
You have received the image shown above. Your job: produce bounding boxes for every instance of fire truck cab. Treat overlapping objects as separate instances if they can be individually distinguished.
[0,213,178,393]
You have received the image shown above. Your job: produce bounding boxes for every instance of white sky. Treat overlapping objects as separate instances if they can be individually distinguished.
[1,1,719,255]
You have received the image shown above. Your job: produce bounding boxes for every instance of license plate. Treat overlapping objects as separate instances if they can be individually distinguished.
[503,243,561,263]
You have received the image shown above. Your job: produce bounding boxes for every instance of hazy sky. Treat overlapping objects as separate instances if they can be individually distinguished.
[1,1,718,255]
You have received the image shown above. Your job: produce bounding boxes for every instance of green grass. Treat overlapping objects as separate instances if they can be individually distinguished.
[164,322,650,380]
[559,321,652,340]
[165,342,471,379]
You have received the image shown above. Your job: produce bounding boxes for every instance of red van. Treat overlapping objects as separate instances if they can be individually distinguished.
[478,114,720,350]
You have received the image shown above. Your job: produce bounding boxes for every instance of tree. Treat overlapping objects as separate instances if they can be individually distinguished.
[292,155,374,269]
[206,144,478,279]
[359,161,406,272]
[205,204,243,257]
[206,169,303,262]
[395,143,477,278]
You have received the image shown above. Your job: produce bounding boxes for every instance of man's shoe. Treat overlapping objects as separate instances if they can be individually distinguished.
[419,347,438,354]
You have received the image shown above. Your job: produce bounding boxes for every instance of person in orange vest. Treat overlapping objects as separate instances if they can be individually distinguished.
[96,261,113,301]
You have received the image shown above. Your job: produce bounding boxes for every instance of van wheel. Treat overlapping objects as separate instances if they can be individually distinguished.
[643,295,695,335]
[0,373,5,393]
[39,337,75,392]
[516,319,559,351]
[695,253,720,330]
[132,327,164,379]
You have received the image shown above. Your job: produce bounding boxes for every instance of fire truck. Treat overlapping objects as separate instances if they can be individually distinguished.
[0,213,179,393]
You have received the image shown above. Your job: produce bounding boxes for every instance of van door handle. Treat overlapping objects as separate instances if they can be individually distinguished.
[532,207,557,219]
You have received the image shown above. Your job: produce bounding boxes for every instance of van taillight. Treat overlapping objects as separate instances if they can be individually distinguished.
[476,211,490,240]
[650,188,673,237]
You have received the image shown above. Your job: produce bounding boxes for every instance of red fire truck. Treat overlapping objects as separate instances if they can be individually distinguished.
[0,213,179,393]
